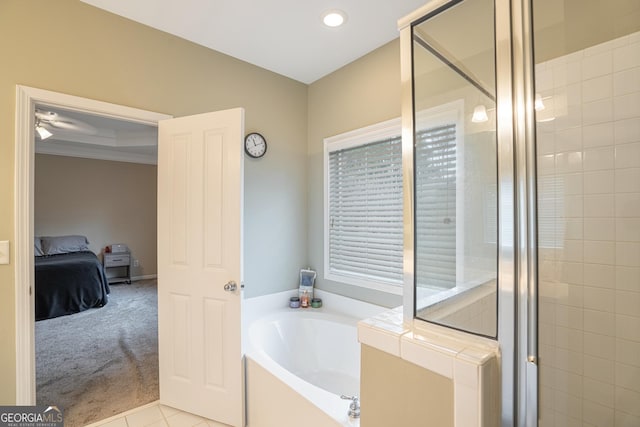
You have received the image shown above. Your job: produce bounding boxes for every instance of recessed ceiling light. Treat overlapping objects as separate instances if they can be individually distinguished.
[322,10,347,28]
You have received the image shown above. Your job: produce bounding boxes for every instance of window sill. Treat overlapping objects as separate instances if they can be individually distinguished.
[325,271,403,296]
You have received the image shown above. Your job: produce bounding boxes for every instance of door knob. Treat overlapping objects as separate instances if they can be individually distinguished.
[224,281,237,292]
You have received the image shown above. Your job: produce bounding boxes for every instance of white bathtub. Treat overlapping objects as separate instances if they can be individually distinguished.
[243,290,385,427]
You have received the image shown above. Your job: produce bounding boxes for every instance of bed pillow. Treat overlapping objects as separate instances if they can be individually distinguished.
[34,236,44,257]
[41,235,90,255]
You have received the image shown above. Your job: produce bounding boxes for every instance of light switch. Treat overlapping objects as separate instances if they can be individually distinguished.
[0,240,9,265]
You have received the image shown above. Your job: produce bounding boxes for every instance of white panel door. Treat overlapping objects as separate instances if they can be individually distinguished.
[157,108,244,426]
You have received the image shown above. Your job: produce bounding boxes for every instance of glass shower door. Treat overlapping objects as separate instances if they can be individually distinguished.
[410,0,499,339]
[533,1,640,425]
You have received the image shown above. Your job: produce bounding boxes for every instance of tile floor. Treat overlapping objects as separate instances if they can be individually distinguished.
[85,401,230,427]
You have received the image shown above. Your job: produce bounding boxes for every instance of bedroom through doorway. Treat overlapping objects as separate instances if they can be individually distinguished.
[15,86,172,426]
[34,107,160,426]
[34,105,160,426]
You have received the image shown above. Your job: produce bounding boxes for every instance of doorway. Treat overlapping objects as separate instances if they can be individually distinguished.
[34,106,160,424]
[14,85,172,404]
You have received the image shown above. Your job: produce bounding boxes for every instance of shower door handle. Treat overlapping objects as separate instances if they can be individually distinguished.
[224,281,237,292]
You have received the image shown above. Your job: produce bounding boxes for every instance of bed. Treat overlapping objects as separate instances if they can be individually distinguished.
[35,235,110,321]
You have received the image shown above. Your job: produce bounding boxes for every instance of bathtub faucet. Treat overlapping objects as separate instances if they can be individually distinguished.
[340,395,360,419]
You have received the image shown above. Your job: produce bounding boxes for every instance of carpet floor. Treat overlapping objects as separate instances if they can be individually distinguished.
[36,279,159,427]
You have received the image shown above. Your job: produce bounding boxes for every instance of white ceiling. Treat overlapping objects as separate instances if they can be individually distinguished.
[80,0,429,84]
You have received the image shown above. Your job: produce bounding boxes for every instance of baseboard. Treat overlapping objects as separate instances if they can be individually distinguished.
[132,274,158,282]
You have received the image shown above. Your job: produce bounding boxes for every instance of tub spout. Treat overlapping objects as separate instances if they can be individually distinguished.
[340,395,360,419]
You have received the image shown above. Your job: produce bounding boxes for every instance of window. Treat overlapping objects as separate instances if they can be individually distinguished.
[324,118,403,294]
[414,102,465,291]
[323,104,465,295]
[414,123,459,289]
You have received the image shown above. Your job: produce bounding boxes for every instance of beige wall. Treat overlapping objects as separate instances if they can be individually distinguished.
[360,345,454,427]
[0,0,307,403]
[306,40,404,308]
[34,154,157,277]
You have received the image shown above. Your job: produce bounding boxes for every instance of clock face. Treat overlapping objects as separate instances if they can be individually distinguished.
[244,132,267,158]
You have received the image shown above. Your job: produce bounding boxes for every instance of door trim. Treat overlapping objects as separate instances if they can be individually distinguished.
[14,85,171,404]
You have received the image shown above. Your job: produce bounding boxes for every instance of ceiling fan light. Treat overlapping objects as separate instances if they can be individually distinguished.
[322,10,347,27]
[36,125,53,140]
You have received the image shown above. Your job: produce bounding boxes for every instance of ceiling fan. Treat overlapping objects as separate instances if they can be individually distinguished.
[35,109,97,140]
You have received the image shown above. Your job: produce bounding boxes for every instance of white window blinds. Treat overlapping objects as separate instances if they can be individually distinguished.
[415,124,457,289]
[328,136,404,286]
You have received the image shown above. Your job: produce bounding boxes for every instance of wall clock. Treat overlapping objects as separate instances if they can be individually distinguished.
[244,132,267,158]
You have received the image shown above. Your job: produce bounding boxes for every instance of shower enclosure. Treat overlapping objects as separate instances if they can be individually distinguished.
[533,1,640,426]
[401,0,640,425]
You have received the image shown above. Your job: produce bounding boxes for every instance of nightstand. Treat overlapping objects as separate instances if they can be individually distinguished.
[103,251,131,284]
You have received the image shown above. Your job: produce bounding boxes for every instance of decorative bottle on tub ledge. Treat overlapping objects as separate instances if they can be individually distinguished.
[298,267,316,305]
